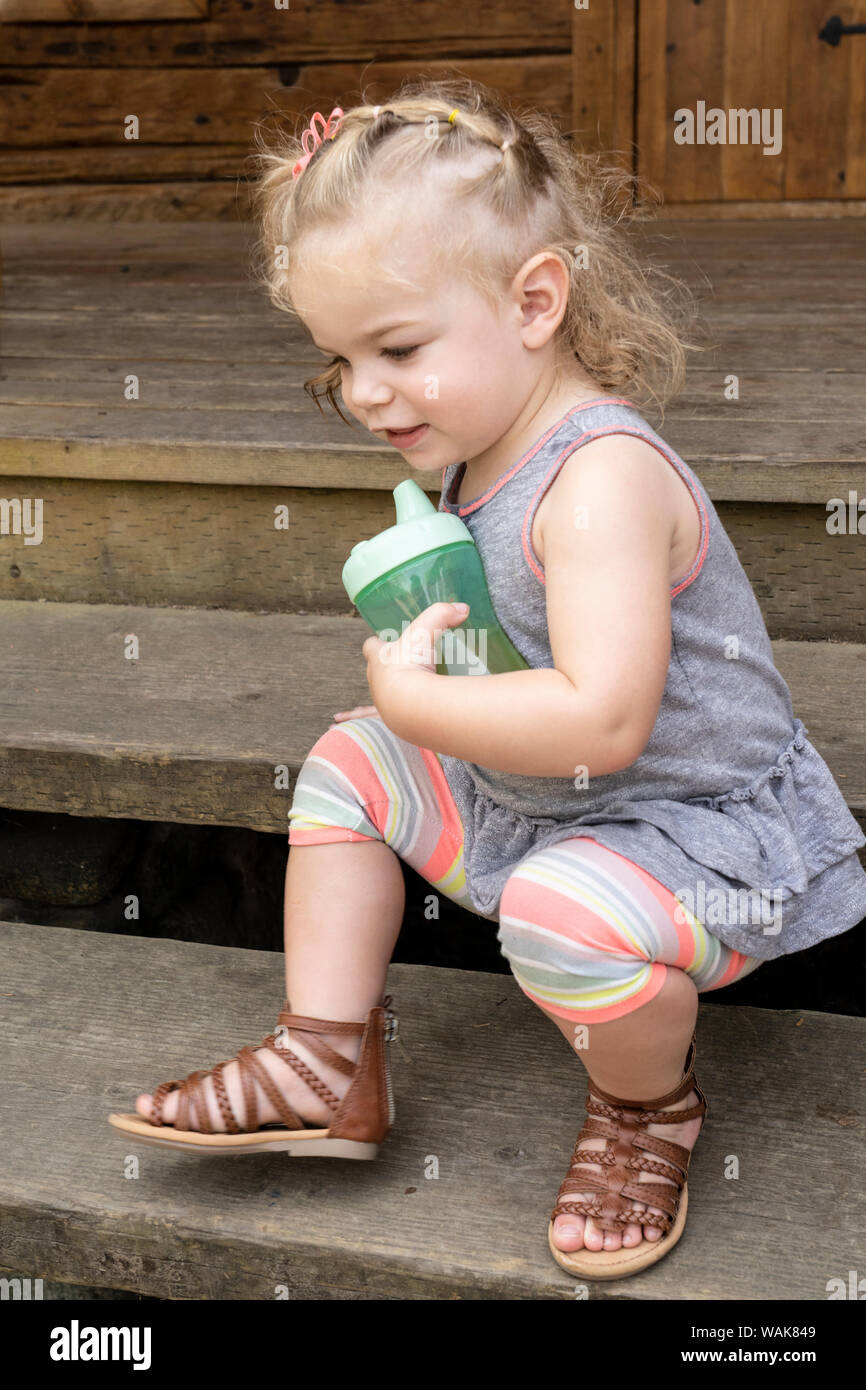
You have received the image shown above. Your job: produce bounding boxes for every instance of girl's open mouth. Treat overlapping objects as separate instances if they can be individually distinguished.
[386,424,429,448]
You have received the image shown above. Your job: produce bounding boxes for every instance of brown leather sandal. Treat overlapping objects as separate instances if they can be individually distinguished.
[107,995,398,1159]
[548,1032,708,1278]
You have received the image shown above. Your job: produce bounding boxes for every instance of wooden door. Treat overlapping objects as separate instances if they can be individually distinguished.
[573,0,866,207]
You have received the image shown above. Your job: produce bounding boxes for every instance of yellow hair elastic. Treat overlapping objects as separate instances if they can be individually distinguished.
[448,109,459,124]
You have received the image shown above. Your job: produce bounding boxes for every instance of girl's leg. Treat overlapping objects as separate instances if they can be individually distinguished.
[137,716,480,1129]
[497,835,763,1254]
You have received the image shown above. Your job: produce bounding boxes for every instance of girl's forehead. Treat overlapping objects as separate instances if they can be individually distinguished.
[290,239,464,327]
[291,271,434,328]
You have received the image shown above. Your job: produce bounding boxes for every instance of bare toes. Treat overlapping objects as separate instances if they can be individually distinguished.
[553,1215,586,1251]
[582,1217,606,1251]
[135,1092,155,1121]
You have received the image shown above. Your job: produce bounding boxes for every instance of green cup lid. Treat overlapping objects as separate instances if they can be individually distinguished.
[342,477,475,604]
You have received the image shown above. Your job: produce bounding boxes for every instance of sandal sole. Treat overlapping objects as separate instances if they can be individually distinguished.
[547,1182,689,1280]
[107,1113,379,1158]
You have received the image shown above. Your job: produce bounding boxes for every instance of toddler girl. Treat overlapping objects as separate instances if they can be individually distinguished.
[108,77,866,1282]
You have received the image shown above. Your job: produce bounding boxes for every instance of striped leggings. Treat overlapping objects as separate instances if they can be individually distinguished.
[287,718,763,1022]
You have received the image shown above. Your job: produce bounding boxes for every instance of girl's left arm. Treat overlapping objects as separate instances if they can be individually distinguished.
[365,434,675,782]
[371,660,626,779]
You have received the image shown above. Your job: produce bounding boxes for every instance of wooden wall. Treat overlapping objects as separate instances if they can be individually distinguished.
[0,0,574,220]
[1,0,864,218]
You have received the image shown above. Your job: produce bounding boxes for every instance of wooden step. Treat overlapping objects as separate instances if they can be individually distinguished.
[2,919,863,1300]
[1,219,864,635]
[1,600,864,849]
[2,219,864,494]
[1,480,862,639]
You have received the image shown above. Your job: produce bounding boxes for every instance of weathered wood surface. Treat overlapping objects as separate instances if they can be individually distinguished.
[1,219,864,496]
[0,57,572,151]
[1,1,569,66]
[0,600,863,836]
[0,52,572,224]
[1,0,209,17]
[637,0,865,202]
[0,475,862,640]
[570,0,636,170]
[1,920,863,1300]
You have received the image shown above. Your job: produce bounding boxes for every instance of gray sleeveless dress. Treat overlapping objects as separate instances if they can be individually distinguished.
[436,397,866,960]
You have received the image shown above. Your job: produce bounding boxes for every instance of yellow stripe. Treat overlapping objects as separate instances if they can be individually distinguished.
[530,861,647,955]
[511,963,653,1008]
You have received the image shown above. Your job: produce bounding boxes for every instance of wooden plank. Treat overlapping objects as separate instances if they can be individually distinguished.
[0,56,573,148]
[0,602,372,832]
[652,201,866,219]
[0,473,862,640]
[1,213,862,266]
[1,217,865,497]
[4,357,865,426]
[0,181,249,222]
[784,0,858,199]
[0,601,862,831]
[720,0,787,202]
[571,0,636,170]
[2,309,862,371]
[637,0,866,203]
[1,920,863,1299]
[0,0,209,18]
[0,145,248,185]
[0,1,569,68]
[2,419,865,498]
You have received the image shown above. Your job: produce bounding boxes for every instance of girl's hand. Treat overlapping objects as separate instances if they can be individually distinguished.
[361,601,470,726]
[327,704,379,729]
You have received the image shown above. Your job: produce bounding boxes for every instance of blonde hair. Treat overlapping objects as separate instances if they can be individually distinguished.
[248,75,702,427]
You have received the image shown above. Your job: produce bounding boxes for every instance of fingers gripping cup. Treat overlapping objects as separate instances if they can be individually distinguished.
[341,478,529,676]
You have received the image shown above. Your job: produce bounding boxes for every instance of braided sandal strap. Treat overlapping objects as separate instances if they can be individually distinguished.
[145,1003,372,1133]
[550,1037,707,1235]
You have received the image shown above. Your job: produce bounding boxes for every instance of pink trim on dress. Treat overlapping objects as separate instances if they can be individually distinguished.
[443,398,636,513]
[521,427,710,599]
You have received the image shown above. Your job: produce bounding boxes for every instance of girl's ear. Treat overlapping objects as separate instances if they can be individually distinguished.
[515,252,570,346]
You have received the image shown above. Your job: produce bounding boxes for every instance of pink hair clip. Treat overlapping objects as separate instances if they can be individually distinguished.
[292,106,345,180]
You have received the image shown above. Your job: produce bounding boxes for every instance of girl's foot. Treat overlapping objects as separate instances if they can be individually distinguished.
[135,1027,361,1131]
[551,1087,704,1253]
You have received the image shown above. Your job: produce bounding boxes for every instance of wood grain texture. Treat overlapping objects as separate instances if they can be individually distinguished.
[0,55,572,148]
[0,1,569,66]
[0,474,863,639]
[0,0,209,18]
[571,0,636,170]
[0,919,863,1299]
[1,219,865,498]
[638,0,866,202]
[0,601,862,831]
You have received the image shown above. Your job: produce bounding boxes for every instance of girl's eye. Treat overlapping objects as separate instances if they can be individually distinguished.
[328,346,419,368]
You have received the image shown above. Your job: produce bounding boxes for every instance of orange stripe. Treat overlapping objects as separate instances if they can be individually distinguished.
[288,826,379,845]
[414,748,465,881]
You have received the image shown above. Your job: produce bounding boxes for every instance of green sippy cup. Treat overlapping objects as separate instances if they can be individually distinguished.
[341,478,529,676]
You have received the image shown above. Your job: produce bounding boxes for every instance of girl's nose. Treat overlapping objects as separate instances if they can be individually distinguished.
[346,368,392,413]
